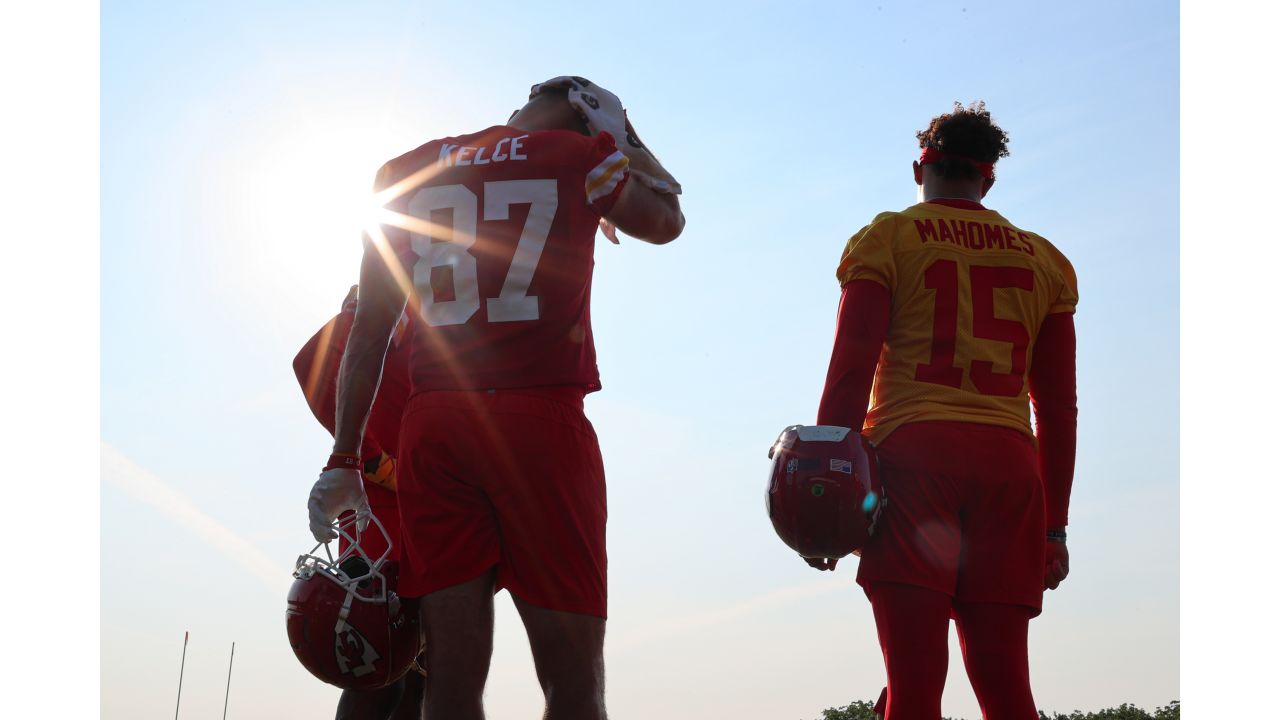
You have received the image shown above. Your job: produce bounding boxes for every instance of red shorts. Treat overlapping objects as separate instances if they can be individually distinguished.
[855,421,1046,613]
[395,387,607,618]
[339,481,401,563]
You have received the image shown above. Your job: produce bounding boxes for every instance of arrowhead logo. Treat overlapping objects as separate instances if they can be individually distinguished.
[334,623,381,677]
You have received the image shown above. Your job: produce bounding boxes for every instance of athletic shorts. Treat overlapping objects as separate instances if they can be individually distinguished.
[395,387,607,618]
[855,421,1046,613]
[339,480,401,563]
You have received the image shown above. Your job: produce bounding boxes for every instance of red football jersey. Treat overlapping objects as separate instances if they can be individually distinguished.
[373,126,630,393]
[292,307,413,463]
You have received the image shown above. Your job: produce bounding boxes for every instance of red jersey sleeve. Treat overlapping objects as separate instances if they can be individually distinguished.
[1028,312,1077,528]
[292,309,397,463]
[816,280,892,431]
[292,310,355,437]
[581,131,630,216]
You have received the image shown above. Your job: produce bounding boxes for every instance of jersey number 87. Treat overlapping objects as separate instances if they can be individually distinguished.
[408,179,559,327]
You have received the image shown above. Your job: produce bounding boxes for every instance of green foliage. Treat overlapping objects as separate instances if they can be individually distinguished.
[813,700,963,720]
[1038,700,1180,720]
[812,699,1179,720]
[815,700,879,720]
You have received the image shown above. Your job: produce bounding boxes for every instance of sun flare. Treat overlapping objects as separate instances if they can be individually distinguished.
[235,119,400,305]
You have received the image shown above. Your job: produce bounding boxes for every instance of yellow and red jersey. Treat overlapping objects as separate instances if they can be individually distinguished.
[835,201,1078,444]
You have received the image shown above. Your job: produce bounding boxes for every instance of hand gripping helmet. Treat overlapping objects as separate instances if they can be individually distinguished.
[766,425,885,560]
[286,513,423,689]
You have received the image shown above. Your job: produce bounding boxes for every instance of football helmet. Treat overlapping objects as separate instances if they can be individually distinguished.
[766,425,885,560]
[529,76,683,195]
[286,513,422,690]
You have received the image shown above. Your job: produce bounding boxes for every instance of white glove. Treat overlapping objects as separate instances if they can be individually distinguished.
[530,76,682,195]
[307,468,371,543]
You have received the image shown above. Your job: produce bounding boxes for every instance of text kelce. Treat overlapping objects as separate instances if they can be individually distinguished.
[437,136,530,168]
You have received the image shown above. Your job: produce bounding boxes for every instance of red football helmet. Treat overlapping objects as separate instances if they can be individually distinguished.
[286,513,422,690]
[766,425,885,560]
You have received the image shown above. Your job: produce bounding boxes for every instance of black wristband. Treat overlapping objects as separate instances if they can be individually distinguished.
[1046,529,1068,542]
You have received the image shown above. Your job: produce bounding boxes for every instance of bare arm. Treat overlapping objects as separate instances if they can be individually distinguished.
[604,179,685,245]
[332,238,409,457]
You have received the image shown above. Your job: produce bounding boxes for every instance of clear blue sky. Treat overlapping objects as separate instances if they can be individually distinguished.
[100,1,1178,718]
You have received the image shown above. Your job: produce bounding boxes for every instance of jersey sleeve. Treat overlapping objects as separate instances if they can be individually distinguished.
[1044,239,1079,315]
[816,280,893,431]
[582,131,630,215]
[835,212,898,290]
[1029,312,1077,527]
[293,308,392,467]
[293,311,354,436]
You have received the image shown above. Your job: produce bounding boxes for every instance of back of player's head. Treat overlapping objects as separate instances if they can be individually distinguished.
[917,101,1010,180]
[510,85,589,135]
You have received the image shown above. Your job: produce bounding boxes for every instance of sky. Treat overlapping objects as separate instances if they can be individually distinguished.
[90,1,1184,718]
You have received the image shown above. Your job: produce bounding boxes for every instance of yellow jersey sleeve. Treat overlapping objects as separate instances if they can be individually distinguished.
[836,211,898,290]
[1043,239,1079,314]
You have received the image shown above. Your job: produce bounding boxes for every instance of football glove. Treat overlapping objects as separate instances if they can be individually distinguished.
[530,76,682,195]
[307,467,371,543]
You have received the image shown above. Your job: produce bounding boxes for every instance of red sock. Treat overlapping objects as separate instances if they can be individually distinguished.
[953,601,1037,720]
[867,583,952,720]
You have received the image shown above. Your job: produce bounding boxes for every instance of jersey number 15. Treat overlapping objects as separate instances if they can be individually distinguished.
[914,259,1034,397]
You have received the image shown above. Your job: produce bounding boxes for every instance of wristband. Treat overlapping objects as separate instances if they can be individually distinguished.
[1046,529,1068,543]
[324,453,362,472]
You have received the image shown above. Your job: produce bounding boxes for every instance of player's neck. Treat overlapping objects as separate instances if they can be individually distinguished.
[926,197,987,211]
[508,107,578,134]
[921,185,983,203]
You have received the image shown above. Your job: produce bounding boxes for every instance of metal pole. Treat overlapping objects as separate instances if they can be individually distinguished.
[221,642,236,720]
[174,631,189,720]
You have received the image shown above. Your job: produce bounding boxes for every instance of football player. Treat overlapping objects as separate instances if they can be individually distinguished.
[813,102,1077,720]
[307,77,684,720]
[293,285,421,720]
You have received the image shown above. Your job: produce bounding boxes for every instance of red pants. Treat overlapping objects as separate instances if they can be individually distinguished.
[870,583,1037,720]
[859,421,1045,719]
[395,388,608,617]
[856,421,1046,612]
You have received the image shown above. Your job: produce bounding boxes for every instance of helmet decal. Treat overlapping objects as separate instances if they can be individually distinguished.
[334,622,382,677]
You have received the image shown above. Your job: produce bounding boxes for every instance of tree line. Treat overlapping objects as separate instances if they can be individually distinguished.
[814,699,1180,720]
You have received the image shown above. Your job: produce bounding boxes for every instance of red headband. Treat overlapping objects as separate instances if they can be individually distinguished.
[919,147,995,179]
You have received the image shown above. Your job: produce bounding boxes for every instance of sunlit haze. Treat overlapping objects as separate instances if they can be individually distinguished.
[101,2,1179,719]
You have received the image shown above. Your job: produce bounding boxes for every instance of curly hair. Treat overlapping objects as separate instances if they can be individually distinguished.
[916,101,1010,180]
